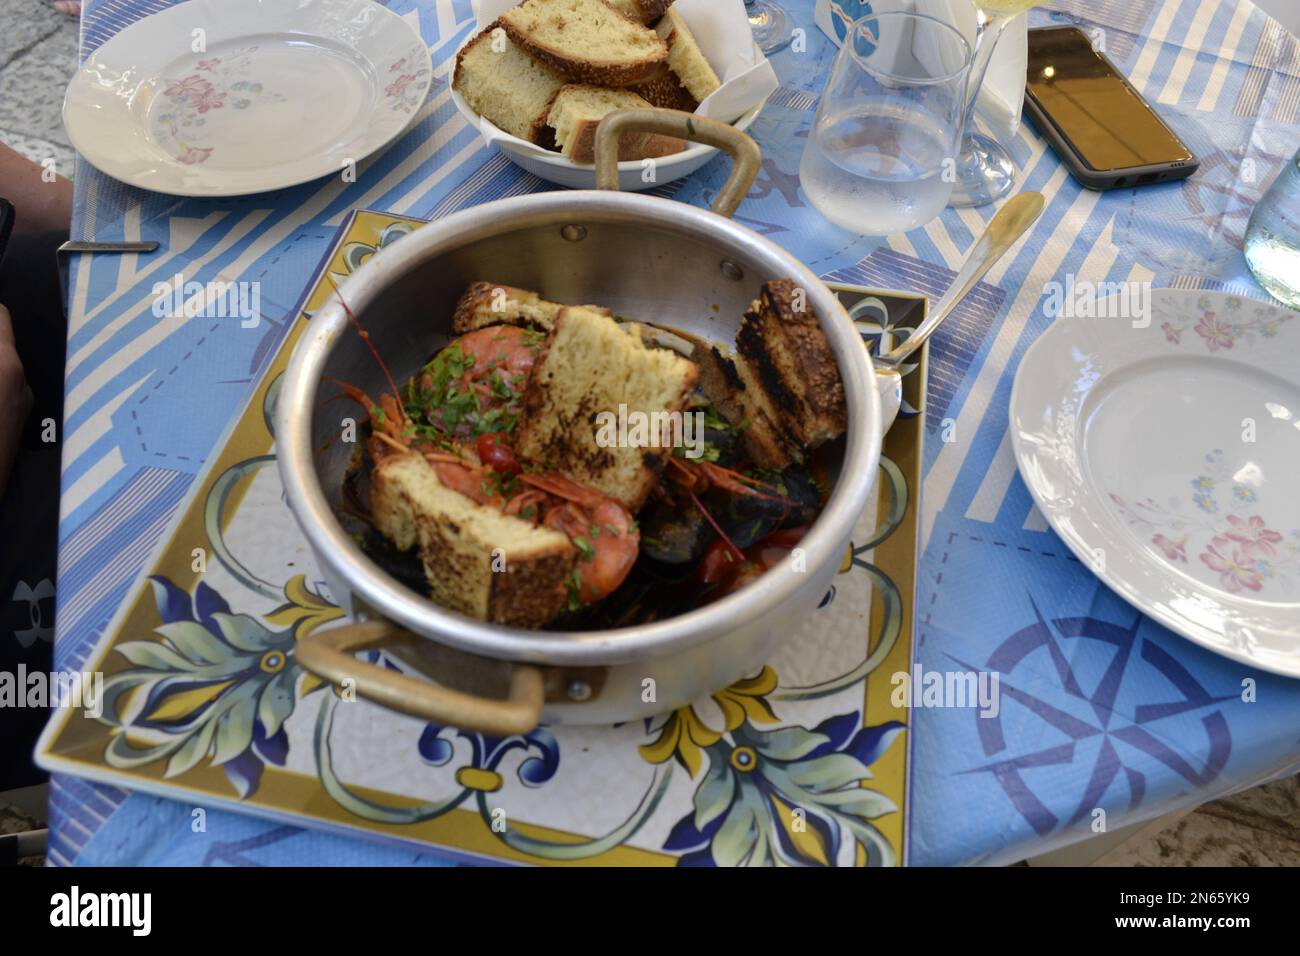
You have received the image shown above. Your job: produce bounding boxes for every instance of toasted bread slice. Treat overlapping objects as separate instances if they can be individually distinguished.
[736,279,848,449]
[656,8,720,103]
[603,0,674,26]
[453,22,566,143]
[452,282,563,334]
[501,0,668,87]
[451,281,613,335]
[630,65,699,112]
[515,306,699,510]
[694,343,794,470]
[371,453,575,628]
[547,85,685,163]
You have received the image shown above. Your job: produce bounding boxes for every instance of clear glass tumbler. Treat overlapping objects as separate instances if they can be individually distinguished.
[799,11,971,236]
[1244,147,1300,309]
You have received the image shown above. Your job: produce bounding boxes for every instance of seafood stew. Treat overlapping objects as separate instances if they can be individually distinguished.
[332,278,848,631]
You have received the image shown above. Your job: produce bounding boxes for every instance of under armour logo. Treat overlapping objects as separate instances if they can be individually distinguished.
[13,579,55,647]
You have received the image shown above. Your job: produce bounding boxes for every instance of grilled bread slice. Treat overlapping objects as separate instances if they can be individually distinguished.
[546,85,685,163]
[371,453,576,628]
[630,65,699,112]
[736,279,847,449]
[451,281,613,335]
[655,8,720,103]
[696,280,848,467]
[500,0,668,87]
[515,305,699,510]
[453,22,566,143]
[603,0,674,25]
[694,343,794,470]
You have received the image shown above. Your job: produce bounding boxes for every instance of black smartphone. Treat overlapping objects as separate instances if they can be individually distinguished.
[0,197,14,270]
[1024,25,1198,191]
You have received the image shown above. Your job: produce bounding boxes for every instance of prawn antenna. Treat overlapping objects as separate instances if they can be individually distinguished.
[326,273,404,408]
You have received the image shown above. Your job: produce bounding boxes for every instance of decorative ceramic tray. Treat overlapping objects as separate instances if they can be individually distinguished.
[39,210,928,866]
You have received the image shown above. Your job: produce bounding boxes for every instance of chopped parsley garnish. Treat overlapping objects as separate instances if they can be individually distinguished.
[566,569,584,610]
[403,342,525,438]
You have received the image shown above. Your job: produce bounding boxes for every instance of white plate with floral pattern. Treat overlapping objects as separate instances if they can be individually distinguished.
[63,0,430,197]
[1011,289,1300,678]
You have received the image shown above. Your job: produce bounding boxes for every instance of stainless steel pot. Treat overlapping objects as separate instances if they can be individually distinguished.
[276,110,883,734]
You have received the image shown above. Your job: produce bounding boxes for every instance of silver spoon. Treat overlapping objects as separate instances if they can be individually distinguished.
[874,191,1045,433]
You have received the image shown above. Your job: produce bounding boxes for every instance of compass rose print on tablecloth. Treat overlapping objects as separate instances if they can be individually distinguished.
[957,600,1234,837]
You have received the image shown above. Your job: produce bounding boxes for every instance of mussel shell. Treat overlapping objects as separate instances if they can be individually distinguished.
[638,499,715,568]
[709,465,822,549]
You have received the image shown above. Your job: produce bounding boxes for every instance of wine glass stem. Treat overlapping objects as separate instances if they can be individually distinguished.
[960,11,1009,145]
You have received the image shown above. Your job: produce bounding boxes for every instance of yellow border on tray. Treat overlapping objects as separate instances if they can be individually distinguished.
[39,215,926,867]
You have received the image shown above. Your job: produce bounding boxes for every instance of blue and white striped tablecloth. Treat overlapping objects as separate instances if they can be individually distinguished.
[47,0,1300,866]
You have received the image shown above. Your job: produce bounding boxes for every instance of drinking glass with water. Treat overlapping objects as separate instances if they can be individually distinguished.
[800,11,971,236]
[1244,147,1300,308]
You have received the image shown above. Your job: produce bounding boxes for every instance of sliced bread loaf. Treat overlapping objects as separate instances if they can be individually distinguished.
[656,8,721,103]
[736,279,847,449]
[500,0,668,87]
[452,282,565,334]
[371,452,576,628]
[695,279,848,468]
[515,305,699,510]
[453,22,566,143]
[451,281,613,334]
[546,85,685,163]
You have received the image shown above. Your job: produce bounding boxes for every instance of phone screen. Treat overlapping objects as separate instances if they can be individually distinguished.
[1026,28,1192,172]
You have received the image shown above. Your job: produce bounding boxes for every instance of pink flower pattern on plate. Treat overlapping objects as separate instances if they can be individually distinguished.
[1200,538,1264,593]
[1109,449,1298,597]
[164,75,212,100]
[1152,534,1187,562]
[176,146,214,165]
[192,87,226,113]
[1194,313,1234,351]
[1158,297,1293,351]
[1223,514,1283,557]
[385,74,415,98]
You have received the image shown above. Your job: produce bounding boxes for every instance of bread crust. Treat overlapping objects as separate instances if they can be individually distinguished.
[739,279,847,448]
[500,0,668,88]
[604,0,675,25]
[451,281,612,334]
[564,120,684,163]
[629,67,699,112]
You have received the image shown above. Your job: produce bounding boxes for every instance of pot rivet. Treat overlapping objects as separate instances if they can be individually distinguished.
[561,224,588,242]
[720,259,744,281]
[566,679,593,702]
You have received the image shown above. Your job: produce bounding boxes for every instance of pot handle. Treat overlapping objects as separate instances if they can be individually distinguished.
[295,619,545,736]
[594,108,762,220]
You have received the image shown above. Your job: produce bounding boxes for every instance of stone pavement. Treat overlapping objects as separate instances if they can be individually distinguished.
[0,0,78,176]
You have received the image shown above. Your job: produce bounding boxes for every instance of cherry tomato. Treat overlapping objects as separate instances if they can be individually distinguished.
[476,432,521,477]
[694,538,740,586]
